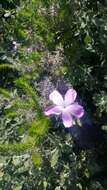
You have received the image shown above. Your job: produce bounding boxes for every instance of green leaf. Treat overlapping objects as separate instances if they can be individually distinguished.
[31,151,42,167]
[29,117,49,137]
[5,111,17,118]
[102,125,107,132]
[76,183,82,190]
[13,186,22,190]
[4,11,11,17]
[0,64,15,70]
[84,35,92,45]
[0,88,11,98]
[15,78,42,116]
[0,137,35,153]
[51,148,59,168]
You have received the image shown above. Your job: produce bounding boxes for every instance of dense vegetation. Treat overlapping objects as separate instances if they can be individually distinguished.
[0,0,107,189]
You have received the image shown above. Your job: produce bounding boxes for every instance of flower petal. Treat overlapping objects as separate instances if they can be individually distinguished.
[67,103,84,118]
[49,90,64,106]
[44,106,62,116]
[62,112,73,128]
[64,88,77,106]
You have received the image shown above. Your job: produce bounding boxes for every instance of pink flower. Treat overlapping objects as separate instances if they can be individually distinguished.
[44,89,84,128]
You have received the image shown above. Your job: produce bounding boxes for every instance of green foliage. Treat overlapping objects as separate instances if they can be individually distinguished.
[0,137,35,153]
[0,78,49,173]
[50,0,107,126]
[29,118,49,137]
[0,64,15,70]
[0,88,11,98]
[15,78,42,116]
[31,151,42,167]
